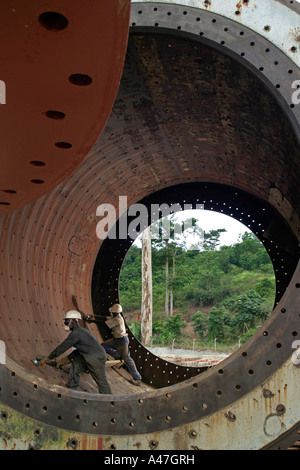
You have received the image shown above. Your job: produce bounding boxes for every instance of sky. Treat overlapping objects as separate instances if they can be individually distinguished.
[179,209,251,246]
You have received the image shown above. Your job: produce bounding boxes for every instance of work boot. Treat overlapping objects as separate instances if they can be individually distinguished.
[130,379,141,386]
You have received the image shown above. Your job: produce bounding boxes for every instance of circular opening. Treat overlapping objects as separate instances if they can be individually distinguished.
[45,110,66,120]
[30,179,45,185]
[29,161,46,167]
[69,74,93,86]
[38,12,68,31]
[119,207,276,367]
[55,142,72,149]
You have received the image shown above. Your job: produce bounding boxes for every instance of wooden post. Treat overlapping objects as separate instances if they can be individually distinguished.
[141,225,153,346]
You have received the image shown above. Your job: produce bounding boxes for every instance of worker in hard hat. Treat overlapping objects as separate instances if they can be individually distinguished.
[40,310,111,394]
[84,304,142,386]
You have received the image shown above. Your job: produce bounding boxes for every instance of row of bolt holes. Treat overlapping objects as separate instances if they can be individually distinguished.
[136,3,298,47]
[0,12,92,205]
[0,391,201,429]
[0,413,163,452]
[3,320,298,428]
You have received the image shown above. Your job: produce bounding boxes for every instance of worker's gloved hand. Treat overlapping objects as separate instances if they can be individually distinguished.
[39,356,50,368]
[55,356,71,369]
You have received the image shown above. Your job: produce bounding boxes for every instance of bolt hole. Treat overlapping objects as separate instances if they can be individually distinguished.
[69,74,93,86]
[30,179,45,184]
[55,142,72,149]
[29,161,46,167]
[45,110,66,120]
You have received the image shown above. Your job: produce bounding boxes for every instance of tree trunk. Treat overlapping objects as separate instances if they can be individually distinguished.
[141,226,152,346]
[165,241,169,316]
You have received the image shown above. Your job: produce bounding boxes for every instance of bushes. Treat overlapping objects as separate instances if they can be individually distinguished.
[192,289,272,346]
[152,314,186,345]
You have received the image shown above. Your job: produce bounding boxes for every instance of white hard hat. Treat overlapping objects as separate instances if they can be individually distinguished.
[64,310,82,320]
[109,303,122,314]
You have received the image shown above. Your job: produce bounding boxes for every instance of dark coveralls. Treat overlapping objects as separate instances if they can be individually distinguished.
[48,323,111,394]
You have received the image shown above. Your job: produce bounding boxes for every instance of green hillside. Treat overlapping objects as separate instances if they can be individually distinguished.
[119,231,276,352]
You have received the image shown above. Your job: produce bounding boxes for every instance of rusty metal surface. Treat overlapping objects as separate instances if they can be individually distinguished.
[1,355,300,450]
[0,2,300,449]
[0,0,131,213]
[92,182,298,389]
[132,0,300,67]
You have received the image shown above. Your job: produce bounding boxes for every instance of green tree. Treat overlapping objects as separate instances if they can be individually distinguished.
[165,313,186,338]
[203,229,226,251]
[226,290,263,334]
[191,311,208,340]
[152,314,186,345]
[208,306,232,341]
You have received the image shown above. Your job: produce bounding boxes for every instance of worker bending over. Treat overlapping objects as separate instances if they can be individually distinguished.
[40,310,111,394]
[84,303,142,386]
